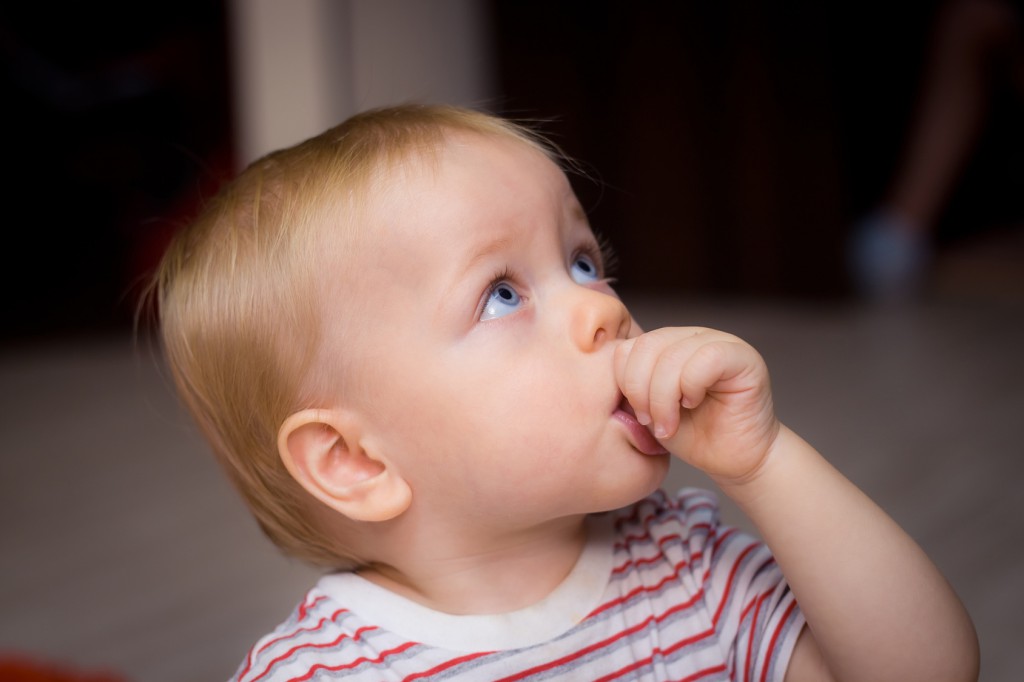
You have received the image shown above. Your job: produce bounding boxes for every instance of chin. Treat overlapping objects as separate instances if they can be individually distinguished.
[642,453,672,490]
[596,455,671,512]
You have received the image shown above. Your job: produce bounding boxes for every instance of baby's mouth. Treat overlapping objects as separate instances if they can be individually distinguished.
[613,394,669,456]
[617,395,638,419]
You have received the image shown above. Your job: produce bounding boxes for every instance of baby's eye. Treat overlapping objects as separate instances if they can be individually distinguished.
[480,282,522,321]
[570,253,601,284]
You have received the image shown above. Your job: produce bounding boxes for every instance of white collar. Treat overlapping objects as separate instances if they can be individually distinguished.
[316,514,615,651]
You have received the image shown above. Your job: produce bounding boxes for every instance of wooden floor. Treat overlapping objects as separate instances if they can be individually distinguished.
[2,289,1022,681]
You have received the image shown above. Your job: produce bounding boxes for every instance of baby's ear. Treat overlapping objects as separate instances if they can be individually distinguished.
[278,409,411,522]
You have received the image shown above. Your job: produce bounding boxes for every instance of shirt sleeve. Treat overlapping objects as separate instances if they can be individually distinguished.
[660,488,806,682]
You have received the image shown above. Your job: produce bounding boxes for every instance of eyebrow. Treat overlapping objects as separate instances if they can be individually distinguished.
[437,235,514,316]
[463,236,514,273]
[440,194,590,313]
[458,197,587,274]
[568,201,587,223]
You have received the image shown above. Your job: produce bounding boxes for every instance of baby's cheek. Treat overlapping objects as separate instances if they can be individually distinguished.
[627,317,644,338]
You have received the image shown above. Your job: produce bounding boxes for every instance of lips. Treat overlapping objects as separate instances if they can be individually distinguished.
[613,395,669,456]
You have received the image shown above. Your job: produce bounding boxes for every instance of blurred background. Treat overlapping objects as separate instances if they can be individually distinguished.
[1,1,1022,680]
[2,0,1022,345]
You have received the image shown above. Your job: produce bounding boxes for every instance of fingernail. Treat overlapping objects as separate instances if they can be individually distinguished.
[654,424,668,439]
[636,410,650,426]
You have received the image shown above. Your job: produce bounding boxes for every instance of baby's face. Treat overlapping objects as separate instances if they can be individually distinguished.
[321,132,670,530]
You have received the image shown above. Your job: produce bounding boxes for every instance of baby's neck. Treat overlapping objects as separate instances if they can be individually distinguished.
[356,515,590,615]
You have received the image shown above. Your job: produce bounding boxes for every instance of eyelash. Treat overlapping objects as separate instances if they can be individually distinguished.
[578,243,611,283]
[477,239,617,318]
[591,233,618,282]
[479,266,519,318]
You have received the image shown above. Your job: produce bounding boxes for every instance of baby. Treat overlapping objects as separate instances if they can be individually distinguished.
[152,104,978,681]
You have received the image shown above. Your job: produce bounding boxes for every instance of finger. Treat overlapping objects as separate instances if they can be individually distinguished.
[678,338,757,408]
[646,329,734,436]
[614,334,657,425]
[647,341,690,438]
[617,328,710,427]
[615,328,687,425]
[613,337,636,387]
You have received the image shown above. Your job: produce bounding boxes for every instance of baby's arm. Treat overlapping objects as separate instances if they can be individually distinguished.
[615,328,979,682]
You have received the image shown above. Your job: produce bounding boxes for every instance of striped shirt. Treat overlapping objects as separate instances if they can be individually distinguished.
[232,488,804,681]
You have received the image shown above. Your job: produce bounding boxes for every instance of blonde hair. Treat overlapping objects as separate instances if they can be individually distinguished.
[148,104,558,568]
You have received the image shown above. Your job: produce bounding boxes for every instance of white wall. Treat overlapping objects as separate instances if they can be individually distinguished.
[227,0,496,167]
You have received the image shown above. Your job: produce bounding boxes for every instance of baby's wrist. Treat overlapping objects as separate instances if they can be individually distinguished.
[707,421,794,500]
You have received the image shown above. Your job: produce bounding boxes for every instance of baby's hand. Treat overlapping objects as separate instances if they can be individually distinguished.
[614,327,780,483]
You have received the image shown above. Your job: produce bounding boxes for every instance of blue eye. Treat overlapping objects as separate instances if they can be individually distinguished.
[480,282,522,321]
[571,253,601,284]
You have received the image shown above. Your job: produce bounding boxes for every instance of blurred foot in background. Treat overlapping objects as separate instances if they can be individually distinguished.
[849,0,1024,303]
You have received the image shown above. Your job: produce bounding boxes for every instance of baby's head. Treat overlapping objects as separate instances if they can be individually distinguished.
[154,104,669,569]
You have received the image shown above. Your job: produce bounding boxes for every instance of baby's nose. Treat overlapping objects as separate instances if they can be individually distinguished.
[570,288,632,352]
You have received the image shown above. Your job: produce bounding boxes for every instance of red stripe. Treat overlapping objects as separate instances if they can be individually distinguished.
[710,526,739,556]
[287,640,419,682]
[744,590,774,682]
[613,524,711,575]
[616,524,659,546]
[759,599,799,682]
[744,597,760,682]
[297,594,328,621]
[593,647,729,675]
[624,500,716,540]
[739,593,759,622]
[614,489,714,527]
[592,632,724,682]
[710,540,759,627]
[600,578,774,682]
[237,607,348,680]
[689,521,713,534]
[678,663,729,682]
[589,577,708,618]
[612,547,703,578]
[611,552,658,575]
[614,531,683,561]
[589,558,704,620]
[679,501,718,515]
[612,490,715,544]
[250,625,377,682]
[496,597,712,682]
[401,651,493,681]
[682,663,730,682]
